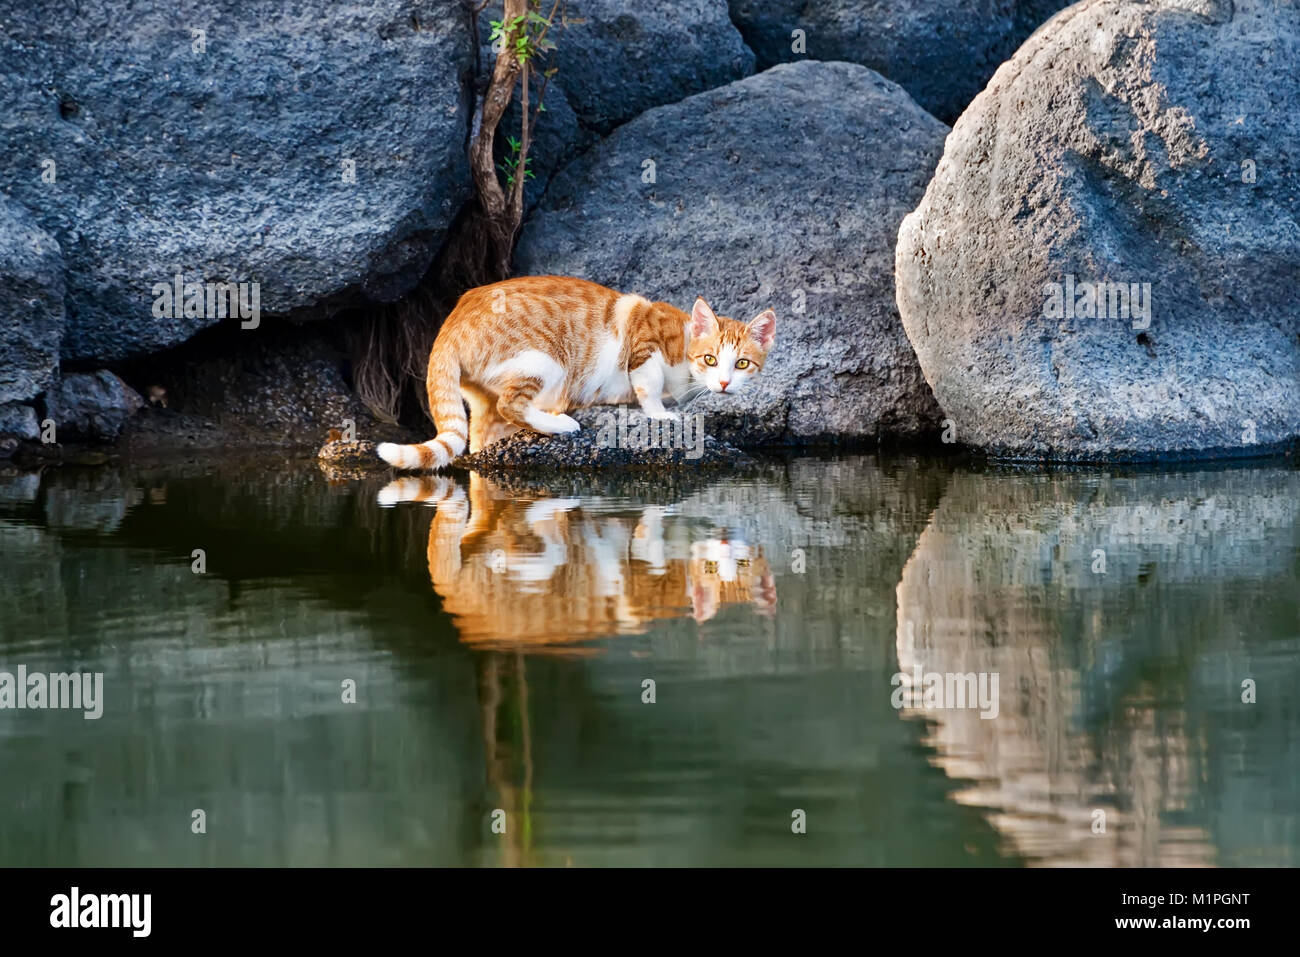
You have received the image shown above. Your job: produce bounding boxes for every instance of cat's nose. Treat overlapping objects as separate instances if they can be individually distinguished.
[718,380,729,391]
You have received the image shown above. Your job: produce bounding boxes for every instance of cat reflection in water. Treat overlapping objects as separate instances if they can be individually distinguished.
[379,474,776,647]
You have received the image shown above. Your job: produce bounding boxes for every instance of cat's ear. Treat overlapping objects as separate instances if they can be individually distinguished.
[747,309,776,350]
[691,298,719,338]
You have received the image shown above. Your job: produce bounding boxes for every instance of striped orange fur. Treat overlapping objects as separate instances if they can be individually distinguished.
[376,276,777,470]
[377,473,778,642]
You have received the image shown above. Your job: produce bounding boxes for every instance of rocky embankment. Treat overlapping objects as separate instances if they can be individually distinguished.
[1,0,1295,469]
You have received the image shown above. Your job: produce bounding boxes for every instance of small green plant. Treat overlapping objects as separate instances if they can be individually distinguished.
[498,136,535,189]
[488,6,558,65]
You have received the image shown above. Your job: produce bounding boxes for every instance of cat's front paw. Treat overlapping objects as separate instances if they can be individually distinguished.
[551,414,581,434]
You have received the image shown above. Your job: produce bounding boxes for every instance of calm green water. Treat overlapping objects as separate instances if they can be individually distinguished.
[0,454,1297,866]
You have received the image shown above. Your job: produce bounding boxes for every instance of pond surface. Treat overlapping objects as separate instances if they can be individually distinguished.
[0,453,1297,866]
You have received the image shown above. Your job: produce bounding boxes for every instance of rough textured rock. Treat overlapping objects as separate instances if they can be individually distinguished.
[315,442,384,486]
[512,0,755,133]
[895,0,1300,461]
[0,0,472,362]
[318,436,386,481]
[318,436,380,468]
[0,403,40,441]
[516,61,947,445]
[0,402,40,458]
[728,0,1071,123]
[456,406,754,470]
[0,199,64,403]
[42,371,143,442]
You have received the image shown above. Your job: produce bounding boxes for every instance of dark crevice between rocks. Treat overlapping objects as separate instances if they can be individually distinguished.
[8,316,423,472]
[723,4,764,80]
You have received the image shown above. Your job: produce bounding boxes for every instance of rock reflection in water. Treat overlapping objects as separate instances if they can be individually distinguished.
[896,467,1300,866]
[378,474,777,648]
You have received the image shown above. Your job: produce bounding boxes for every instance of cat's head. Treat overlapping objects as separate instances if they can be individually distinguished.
[687,538,777,622]
[686,298,776,394]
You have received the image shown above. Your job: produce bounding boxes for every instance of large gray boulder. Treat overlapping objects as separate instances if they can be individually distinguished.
[896,0,1300,461]
[0,0,472,362]
[728,0,1071,123]
[516,61,946,445]
[0,199,64,404]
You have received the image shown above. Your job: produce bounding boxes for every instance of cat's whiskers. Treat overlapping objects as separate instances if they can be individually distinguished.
[671,383,711,407]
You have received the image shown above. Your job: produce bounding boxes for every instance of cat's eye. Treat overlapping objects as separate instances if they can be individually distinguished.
[737,558,750,567]
[703,355,717,366]
[735,359,751,369]
[704,560,718,573]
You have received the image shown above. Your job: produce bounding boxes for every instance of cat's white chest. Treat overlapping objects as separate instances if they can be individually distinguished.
[582,337,633,403]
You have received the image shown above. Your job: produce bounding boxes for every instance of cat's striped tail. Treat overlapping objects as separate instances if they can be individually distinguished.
[376,347,467,471]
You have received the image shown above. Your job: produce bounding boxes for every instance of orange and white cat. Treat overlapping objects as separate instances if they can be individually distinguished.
[377,473,778,644]
[376,276,777,470]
